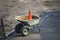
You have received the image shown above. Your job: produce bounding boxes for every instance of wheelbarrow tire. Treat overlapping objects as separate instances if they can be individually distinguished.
[21,27,29,36]
[15,23,24,33]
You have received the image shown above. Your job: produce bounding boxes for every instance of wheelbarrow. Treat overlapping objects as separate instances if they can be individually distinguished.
[15,15,40,36]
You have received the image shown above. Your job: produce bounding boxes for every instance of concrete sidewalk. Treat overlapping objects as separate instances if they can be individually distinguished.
[6,33,41,40]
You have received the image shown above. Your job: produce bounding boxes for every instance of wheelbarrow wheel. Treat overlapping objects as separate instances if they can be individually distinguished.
[21,27,29,36]
[15,23,24,33]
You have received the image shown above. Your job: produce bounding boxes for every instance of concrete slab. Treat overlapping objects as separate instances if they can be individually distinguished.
[6,33,41,40]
